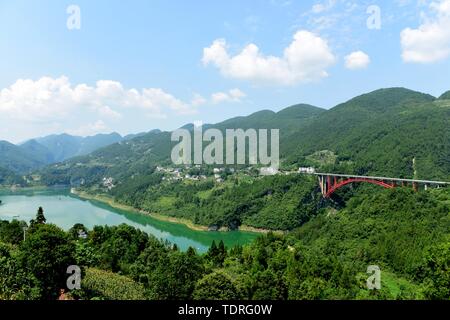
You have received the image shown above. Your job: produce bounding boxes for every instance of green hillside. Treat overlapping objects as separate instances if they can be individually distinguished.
[0,141,46,173]
[20,140,54,164]
[0,133,126,178]
[38,88,450,187]
[33,87,450,231]
[110,174,321,231]
[0,167,24,186]
[1,187,448,300]
[36,132,123,162]
[38,104,324,186]
[284,88,450,180]
[439,90,450,100]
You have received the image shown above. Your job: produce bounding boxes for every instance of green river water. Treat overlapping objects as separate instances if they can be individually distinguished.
[0,189,259,253]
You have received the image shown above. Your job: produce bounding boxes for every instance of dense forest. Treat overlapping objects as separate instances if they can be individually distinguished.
[1,187,448,300]
[107,174,321,231]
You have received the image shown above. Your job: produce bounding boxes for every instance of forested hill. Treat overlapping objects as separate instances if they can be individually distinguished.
[440,90,450,100]
[283,88,450,180]
[0,132,137,185]
[37,87,450,186]
[38,104,325,185]
[0,140,46,174]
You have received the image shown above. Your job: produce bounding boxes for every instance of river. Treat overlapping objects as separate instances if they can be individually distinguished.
[0,189,259,253]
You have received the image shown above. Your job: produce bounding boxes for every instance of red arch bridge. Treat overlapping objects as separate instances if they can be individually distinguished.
[313,173,450,198]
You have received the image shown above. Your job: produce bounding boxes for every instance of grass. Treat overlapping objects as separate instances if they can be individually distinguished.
[381,271,423,299]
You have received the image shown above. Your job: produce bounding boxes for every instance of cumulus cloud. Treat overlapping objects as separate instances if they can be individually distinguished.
[401,0,450,63]
[0,77,248,142]
[211,89,246,104]
[202,30,335,85]
[0,76,199,123]
[345,51,371,70]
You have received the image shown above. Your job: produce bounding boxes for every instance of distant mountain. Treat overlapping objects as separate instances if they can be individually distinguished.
[35,132,123,162]
[0,140,45,173]
[20,139,54,164]
[1,130,167,177]
[76,133,123,157]
[0,133,120,175]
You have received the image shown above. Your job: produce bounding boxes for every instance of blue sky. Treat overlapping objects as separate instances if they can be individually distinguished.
[1,0,450,143]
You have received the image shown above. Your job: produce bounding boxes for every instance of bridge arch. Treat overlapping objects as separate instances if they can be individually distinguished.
[325,178,394,198]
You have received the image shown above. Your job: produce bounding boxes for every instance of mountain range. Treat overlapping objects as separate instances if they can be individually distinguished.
[1,87,449,186]
[0,131,156,175]
[33,87,450,188]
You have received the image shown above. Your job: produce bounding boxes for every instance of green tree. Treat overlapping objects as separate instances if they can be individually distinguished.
[193,271,244,300]
[207,240,227,267]
[29,206,46,230]
[132,244,204,299]
[217,240,227,267]
[417,241,450,300]
[0,242,41,300]
[36,207,46,224]
[19,224,75,299]
[68,223,88,240]
[0,220,27,244]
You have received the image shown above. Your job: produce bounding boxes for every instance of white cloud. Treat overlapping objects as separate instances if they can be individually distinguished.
[0,76,249,142]
[345,51,371,70]
[190,93,207,107]
[401,0,450,63]
[202,30,336,85]
[229,88,246,100]
[211,89,246,104]
[0,76,199,123]
[211,92,230,104]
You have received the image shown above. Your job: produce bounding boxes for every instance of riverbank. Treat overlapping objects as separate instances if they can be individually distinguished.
[71,189,280,235]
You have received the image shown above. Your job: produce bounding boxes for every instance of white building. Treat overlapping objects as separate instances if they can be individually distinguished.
[259,167,278,176]
[102,177,115,190]
[298,167,316,174]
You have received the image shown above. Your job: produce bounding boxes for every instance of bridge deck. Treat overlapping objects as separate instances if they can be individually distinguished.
[313,173,450,185]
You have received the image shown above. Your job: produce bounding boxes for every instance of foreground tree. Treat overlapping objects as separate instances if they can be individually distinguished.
[0,220,27,244]
[193,271,244,300]
[19,224,75,299]
[29,207,46,230]
[417,241,450,300]
[0,242,41,300]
